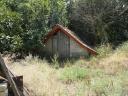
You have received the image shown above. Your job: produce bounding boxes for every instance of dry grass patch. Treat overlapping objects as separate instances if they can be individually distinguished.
[7,41,128,96]
[9,55,65,96]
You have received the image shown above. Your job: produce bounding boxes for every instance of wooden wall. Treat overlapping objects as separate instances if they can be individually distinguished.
[44,36,52,56]
[44,31,89,58]
[70,39,89,58]
[58,32,70,58]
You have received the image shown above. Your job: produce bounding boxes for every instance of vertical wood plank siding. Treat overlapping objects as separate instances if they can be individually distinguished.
[45,31,89,58]
[52,33,58,55]
[70,39,89,58]
[58,32,70,58]
[45,37,52,55]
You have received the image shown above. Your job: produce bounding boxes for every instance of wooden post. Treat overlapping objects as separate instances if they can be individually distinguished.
[13,76,23,93]
[0,55,24,96]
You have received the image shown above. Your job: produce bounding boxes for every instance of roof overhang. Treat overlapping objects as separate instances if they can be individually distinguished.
[43,24,98,56]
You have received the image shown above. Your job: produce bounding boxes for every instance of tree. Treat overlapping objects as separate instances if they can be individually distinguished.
[0,0,68,55]
[48,0,68,27]
[68,0,128,45]
[0,0,23,53]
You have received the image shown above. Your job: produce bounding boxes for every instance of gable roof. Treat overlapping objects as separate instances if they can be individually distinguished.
[43,24,97,55]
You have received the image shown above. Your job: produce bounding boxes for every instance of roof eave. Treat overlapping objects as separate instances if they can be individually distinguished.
[43,24,98,56]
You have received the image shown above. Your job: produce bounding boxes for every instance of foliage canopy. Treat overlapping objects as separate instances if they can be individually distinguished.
[0,0,128,56]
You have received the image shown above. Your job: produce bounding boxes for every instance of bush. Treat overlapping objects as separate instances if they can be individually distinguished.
[116,41,128,53]
[59,67,89,81]
[95,44,113,58]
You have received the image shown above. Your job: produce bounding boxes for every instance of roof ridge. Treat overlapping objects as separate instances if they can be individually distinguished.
[44,24,97,55]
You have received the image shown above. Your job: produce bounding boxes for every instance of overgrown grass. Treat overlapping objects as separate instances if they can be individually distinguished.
[95,43,113,58]
[59,67,89,82]
[7,41,128,96]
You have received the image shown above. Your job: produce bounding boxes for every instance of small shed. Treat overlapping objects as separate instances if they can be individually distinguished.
[43,24,97,58]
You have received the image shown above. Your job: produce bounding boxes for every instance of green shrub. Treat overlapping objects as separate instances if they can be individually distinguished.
[116,41,128,53]
[95,44,113,58]
[59,67,89,81]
